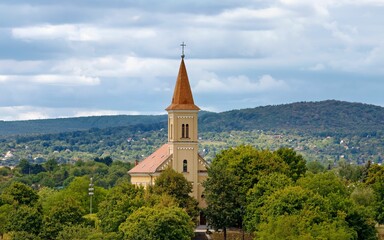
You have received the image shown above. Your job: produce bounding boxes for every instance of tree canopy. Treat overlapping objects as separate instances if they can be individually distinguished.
[119,206,194,240]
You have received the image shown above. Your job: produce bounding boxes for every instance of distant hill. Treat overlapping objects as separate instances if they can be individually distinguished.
[1,100,383,137]
[0,115,167,136]
[1,100,383,166]
[199,100,384,136]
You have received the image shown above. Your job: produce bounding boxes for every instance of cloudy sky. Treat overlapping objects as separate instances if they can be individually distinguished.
[1,0,383,121]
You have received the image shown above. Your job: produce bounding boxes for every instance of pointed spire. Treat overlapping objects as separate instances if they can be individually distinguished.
[166,58,200,111]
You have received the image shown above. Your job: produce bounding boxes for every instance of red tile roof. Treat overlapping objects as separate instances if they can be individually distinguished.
[166,58,200,111]
[128,144,171,174]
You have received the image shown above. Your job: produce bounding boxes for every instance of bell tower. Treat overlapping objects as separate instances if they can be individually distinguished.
[166,43,201,200]
[129,43,208,212]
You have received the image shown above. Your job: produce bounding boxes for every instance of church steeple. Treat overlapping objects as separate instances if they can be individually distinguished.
[166,48,199,111]
[129,46,208,214]
[165,46,202,203]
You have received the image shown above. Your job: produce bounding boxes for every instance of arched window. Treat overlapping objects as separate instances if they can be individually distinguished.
[183,159,188,172]
[186,124,189,138]
[181,124,185,138]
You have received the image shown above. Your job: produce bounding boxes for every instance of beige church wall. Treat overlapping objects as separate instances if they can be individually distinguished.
[130,175,155,188]
[173,146,198,181]
[198,162,207,171]
[197,184,207,208]
[198,175,207,183]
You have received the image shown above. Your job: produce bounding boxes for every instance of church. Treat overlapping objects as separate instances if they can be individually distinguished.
[128,48,208,209]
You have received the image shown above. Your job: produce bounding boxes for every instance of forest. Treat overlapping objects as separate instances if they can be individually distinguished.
[0,146,384,239]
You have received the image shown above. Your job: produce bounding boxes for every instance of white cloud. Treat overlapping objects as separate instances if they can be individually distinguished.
[73,110,141,117]
[0,60,45,74]
[0,106,51,121]
[363,45,384,67]
[199,105,220,113]
[12,24,100,41]
[220,7,290,20]
[194,74,287,93]
[308,63,326,71]
[0,75,100,86]
[51,56,175,78]
[322,21,355,44]
[12,24,157,42]
[0,106,162,121]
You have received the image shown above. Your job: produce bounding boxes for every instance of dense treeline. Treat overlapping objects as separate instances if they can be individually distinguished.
[1,146,384,239]
[204,145,384,240]
[0,158,197,240]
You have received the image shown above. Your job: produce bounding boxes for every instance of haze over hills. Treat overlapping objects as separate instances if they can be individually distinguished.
[1,100,383,137]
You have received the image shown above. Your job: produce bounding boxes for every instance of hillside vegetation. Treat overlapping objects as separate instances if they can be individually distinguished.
[199,100,384,136]
[0,115,167,136]
[0,100,383,166]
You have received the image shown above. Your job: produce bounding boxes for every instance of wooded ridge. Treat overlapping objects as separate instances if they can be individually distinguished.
[1,100,383,137]
[0,100,383,166]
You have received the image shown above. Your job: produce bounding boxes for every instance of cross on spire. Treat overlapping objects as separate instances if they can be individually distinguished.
[180,42,186,58]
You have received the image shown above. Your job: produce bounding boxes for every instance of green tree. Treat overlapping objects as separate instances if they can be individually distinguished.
[44,158,59,172]
[275,147,307,181]
[204,164,241,239]
[306,161,326,174]
[297,171,349,198]
[366,164,384,224]
[0,166,12,176]
[9,231,41,240]
[256,211,355,240]
[0,204,12,238]
[338,159,364,182]
[260,186,328,221]
[154,168,192,201]
[119,206,194,240]
[298,172,377,240]
[0,182,43,236]
[94,156,113,166]
[17,159,31,175]
[95,161,131,188]
[153,168,198,219]
[7,205,43,235]
[212,145,289,197]
[97,181,144,233]
[56,225,119,240]
[203,145,289,239]
[256,186,356,239]
[350,184,376,209]
[40,196,85,239]
[244,173,293,232]
[2,182,39,205]
[63,176,107,213]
